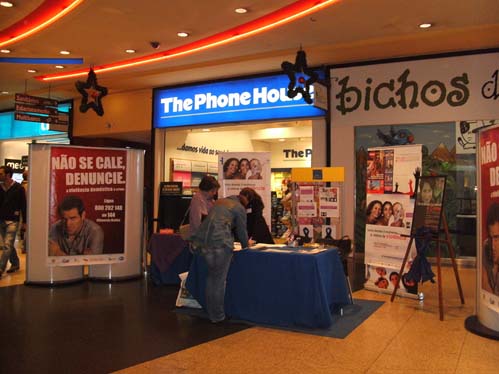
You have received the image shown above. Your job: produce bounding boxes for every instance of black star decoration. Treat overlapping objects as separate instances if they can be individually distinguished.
[281,50,318,104]
[75,69,108,116]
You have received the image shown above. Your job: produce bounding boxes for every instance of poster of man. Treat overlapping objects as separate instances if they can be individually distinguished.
[49,195,104,256]
[47,147,127,266]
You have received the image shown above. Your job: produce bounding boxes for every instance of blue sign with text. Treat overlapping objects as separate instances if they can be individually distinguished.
[153,72,325,128]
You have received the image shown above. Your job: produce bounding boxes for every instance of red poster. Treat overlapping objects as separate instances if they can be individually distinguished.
[48,147,127,264]
[479,128,499,296]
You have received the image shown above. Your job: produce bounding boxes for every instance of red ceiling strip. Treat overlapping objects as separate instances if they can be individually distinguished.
[36,0,341,82]
[0,0,84,48]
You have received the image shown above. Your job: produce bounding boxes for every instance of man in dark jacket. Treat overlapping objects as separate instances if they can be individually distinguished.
[0,165,27,277]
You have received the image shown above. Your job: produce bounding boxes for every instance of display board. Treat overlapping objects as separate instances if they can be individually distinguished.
[290,167,344,244]
[476,125,499,333]
[26,144,144,284]
[218,152,272,230]
[364,144,422,297]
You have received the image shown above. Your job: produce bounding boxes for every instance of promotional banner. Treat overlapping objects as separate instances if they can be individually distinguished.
[218,152,271,235]
[364,144,422,296]
[47,147,127,266]
[477,125,499,331]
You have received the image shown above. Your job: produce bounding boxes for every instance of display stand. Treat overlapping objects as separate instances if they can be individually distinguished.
[290,167,352,304]
[390,175,465,320]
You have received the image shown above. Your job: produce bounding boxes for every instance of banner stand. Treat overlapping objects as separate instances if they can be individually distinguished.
[25,144,144,285]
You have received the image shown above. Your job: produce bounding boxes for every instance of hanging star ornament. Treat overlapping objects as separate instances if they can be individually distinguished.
[281,49,318,104]
[75,69,108,116]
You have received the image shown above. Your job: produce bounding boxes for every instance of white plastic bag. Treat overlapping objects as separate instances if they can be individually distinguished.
[175,272,202,309]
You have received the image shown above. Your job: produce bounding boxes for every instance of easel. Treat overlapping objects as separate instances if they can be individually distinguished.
[390,209,465,321]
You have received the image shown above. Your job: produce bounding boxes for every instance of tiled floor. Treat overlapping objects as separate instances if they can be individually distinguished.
[1,251,498,374]
[116,266,499,374]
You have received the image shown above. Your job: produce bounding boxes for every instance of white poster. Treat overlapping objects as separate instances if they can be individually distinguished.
[218,152,271,230]
[364,144,422,297]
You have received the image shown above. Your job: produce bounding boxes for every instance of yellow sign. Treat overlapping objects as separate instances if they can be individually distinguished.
[291,167,344,182]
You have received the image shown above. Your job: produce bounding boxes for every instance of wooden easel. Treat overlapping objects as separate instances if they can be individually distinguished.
[390,211,465,320]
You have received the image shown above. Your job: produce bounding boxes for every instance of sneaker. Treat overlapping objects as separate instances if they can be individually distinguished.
[6,266,20,273]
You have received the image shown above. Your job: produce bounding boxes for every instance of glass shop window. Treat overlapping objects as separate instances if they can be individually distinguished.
[353,121,497,258]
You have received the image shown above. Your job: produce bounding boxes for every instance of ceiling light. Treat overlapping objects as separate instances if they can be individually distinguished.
[1,91,9,95]
[55,65,65,69]
[27,69,37,73]
[36,0,341,81]
[419,23,432,29]
[125,49,136,54]
[0,49,11,53]
[177,32,189,38]
[59,50,70,55]
[0,0,84,48]
[0,2,13,7]
[235,8,248,14]
[202,128,211,132]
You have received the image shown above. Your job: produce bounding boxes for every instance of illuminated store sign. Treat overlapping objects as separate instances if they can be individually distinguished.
[153,72,325,128]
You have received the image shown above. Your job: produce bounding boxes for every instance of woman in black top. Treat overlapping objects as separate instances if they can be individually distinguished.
[239,187,274,244]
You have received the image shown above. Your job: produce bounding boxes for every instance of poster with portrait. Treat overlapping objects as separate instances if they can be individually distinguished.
[218,152,271,234]
[411,175,446,236]
[478,125,499,316]
[364,144,421,297]
[47,147,127,266]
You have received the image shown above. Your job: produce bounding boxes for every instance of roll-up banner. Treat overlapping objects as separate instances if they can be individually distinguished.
[476,125,499,332]
[218,152,271,232]
[364,144,422,297]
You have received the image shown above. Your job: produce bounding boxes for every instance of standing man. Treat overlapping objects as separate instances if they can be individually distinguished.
[189,193,255,323]
[0,165,27,278]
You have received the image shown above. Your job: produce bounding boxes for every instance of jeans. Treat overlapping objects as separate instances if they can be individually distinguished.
[0,220,20,272]
[202,247,233,322]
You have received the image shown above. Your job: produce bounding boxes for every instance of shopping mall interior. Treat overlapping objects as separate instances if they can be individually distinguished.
[0,1,498,373]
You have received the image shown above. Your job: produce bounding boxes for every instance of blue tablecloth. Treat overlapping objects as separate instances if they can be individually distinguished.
[148,233,192,285]
[186,248,350,328]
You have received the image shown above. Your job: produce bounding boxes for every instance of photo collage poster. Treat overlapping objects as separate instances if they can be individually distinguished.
[478,125,499,311]
[218,152,271,230]
[47,146,127,266]
[364,144,422,296]
[294,182,341,243]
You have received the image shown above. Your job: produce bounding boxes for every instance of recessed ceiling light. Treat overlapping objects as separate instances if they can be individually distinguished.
[59,50,70,55]
[177,32,189,38]
[55,65,65,69]
[0,2,14,8]
[27,69,37,73]
[419,23,432,29]
[1,91,9,95]
[125,49,136,54]
[0,49,11,53]
[235,8,248,14]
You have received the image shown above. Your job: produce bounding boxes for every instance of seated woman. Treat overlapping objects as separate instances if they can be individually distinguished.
[239,187,274,244]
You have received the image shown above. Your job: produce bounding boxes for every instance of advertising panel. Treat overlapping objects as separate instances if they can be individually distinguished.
[47,147,127,266]
[153,71,325,128]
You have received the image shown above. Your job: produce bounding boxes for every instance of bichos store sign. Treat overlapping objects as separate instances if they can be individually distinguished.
[330,52,499,126]
[153,71,325,128]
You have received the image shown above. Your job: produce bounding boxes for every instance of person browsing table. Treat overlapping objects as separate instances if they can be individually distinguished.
[189,193,255,323]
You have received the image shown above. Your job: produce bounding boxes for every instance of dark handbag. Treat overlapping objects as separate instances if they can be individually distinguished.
[319,235,352,258]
